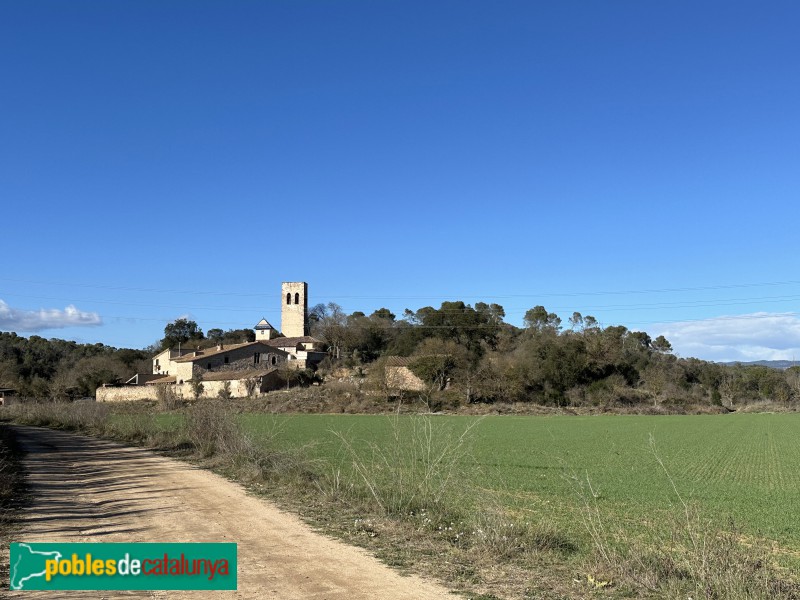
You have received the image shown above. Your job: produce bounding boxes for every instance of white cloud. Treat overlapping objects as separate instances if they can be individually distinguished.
[0,300,102,332]
[650,312,800,362]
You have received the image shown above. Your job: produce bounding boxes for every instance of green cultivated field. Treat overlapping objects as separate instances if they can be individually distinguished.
[242,412,800,556]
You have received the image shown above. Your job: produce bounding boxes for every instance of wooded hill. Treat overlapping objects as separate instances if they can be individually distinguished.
[1,301,798,409]
[308,301,800,409]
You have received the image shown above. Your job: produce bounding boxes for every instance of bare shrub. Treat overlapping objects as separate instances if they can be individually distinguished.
[156,384,183,410]
[189,379,204,401]
[331,412,483,519]
[244,377,258,399]
[182,401,249,459]
[217,381,232,400]
[3,401,109,432]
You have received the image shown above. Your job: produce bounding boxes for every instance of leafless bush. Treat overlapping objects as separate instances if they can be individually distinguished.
[156,384,183,410]
[182,401,250,459]
[331,412,483,519]
[3,401,110,432]
[244,377,259,398]
[217,381,232,400]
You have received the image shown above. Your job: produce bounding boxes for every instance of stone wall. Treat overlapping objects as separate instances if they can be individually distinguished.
[97,370,285,403]
[97,385,169,403]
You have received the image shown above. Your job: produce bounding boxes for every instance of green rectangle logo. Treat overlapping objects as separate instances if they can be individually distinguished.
[9,543,237,591]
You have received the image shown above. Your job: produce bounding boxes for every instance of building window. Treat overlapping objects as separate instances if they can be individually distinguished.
[294,292,300,304]
[207,363,211,370]
[286,293,291,305]
[271,356,277,365]
[224,356,229,364]
[254,352,260,365]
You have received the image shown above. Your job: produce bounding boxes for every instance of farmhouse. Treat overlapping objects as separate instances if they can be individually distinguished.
[98,281,327,401]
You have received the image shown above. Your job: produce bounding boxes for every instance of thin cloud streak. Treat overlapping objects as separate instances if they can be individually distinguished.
[0,299,102,332]
[650,312,800,362]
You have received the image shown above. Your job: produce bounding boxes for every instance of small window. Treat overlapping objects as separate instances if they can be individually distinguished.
[294,292,300,304]
[254,352,260,365]
[286,293,291,305]
[224,356,229,364]
[271,356,277,365]
[207,363,211,370]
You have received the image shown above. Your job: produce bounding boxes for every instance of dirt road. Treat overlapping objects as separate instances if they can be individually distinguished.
[8,425,455,599]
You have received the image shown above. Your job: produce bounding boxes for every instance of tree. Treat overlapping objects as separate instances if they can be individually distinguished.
[523,306,561,333]
[310,302,351,359]
[410,301,503,359]
[371,308,396,322]
[207,329,224,341]
[652,335,673,354]
[217,381,232,400]
[162,318,203,349]
[189,379,204,401]
[408,338,470,410]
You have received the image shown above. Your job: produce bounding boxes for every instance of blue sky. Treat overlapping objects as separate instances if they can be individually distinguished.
[2,1,799,361]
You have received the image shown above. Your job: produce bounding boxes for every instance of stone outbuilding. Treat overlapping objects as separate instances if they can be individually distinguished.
[383,357,426,392]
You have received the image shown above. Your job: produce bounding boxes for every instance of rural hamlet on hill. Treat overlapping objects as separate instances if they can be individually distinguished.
[97,282,327,402]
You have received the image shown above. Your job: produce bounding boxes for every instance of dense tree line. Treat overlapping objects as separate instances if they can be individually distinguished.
[2,306,796,408]
[0,332,149,399]
[309,301,800,409]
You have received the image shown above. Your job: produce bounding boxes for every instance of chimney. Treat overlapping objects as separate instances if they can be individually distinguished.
[217,343,224,351]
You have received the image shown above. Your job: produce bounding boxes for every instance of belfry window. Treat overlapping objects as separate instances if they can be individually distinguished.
[286,293,291,305]
[294,292,300,304]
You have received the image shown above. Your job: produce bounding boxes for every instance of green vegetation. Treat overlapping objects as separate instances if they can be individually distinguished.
[311,301,800,410]
[3,402,798,598]
[244,412,800,550]
[0,331,150,399]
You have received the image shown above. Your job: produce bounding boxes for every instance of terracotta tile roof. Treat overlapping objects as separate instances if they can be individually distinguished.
[384,356,416,367]
[201,368,279,382]
[145,375,177,384]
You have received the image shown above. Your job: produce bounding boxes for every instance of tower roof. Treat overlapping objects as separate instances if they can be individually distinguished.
[254,318,275,330]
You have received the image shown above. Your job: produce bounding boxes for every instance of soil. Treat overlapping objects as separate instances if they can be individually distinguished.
[7,425,455,600]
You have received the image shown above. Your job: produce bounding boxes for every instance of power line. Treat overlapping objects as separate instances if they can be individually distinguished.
[3,276,800,301]
[2,290,800,316]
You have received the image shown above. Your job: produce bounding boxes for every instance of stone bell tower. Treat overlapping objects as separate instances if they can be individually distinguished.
[281,282,308,338]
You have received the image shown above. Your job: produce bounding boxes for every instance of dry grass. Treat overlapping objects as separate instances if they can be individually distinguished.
[565,435,800,599]
[329,412,481,519]
[0,425,25,589]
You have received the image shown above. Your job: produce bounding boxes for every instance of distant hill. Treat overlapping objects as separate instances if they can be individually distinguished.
[721,360,799,370]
